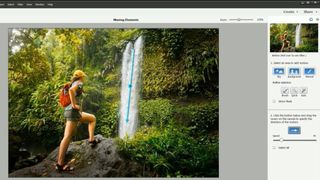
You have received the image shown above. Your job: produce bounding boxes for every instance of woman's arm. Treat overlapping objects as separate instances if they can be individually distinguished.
[69,84,80,110]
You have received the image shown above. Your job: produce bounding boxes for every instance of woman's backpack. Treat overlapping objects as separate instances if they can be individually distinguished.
[279,35,284,41]
[59,83,71,107]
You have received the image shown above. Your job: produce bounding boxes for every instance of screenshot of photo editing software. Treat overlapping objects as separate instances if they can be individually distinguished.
[2,0,320,179]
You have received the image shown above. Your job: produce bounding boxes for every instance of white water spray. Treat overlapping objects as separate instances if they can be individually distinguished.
[119,36,144,139]
[295,23,302,47]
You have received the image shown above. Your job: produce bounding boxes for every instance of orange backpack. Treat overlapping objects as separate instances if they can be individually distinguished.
[279,35,284,41]
[59,83,71,107]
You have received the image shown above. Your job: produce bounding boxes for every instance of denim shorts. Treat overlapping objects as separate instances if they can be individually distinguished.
[64,108,82,121]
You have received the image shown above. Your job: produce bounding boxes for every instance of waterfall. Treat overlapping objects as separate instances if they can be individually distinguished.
[295,23,301,47]
[119,36,144,139]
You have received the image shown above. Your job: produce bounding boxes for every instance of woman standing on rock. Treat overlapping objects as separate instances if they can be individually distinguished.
[56,70,100,172]
[280,31,291,52]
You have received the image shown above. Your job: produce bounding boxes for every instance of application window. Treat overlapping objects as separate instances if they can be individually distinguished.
[1,1,320,180]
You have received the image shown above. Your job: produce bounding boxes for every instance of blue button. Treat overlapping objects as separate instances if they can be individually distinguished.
[288,68,300,75]
[288,127,301,134]
[273,68,285,75]
[304,68,315,75]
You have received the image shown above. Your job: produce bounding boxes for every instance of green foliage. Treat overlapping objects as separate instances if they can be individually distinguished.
[182,30,219,94]
[9,29,48,55]
[161,29,184,60]
[96,101,119,137]
[117,126,219,177]
[82,85,105,113]
[176,100,219,136]
[22,79,65,147]
[142,29,219,97]
[139,98,174,128]
[296,38,318,52]
[143,29,184,61]
[9,46,50,88]
[95,67,121,137]
[107,29,141,48]
[142,53,182,97]
[9,44,51,129]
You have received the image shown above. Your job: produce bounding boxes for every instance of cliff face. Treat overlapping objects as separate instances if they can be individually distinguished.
[9,135,143,177]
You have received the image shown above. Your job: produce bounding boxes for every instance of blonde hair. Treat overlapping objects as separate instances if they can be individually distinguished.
[71,70,86,82]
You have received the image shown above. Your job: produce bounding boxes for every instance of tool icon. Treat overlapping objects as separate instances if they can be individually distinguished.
[288,68,300,75]
[304,68,315,75]
[273,68,285,75]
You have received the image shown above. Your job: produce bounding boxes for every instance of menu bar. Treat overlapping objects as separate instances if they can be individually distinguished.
[0,1,319,8]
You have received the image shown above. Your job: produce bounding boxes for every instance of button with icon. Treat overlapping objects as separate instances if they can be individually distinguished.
[273,68,285,75]
[288,68,300,75]
[304,68,315,75]
[288,127,301,134]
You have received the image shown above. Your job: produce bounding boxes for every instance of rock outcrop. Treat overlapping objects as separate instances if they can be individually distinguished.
[9,135,143,177]
[282,47,296,52]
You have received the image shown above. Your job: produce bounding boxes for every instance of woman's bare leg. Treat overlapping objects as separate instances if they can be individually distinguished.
[79,112,96,142]
[57,120,77,166]
[280,42,285,52]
